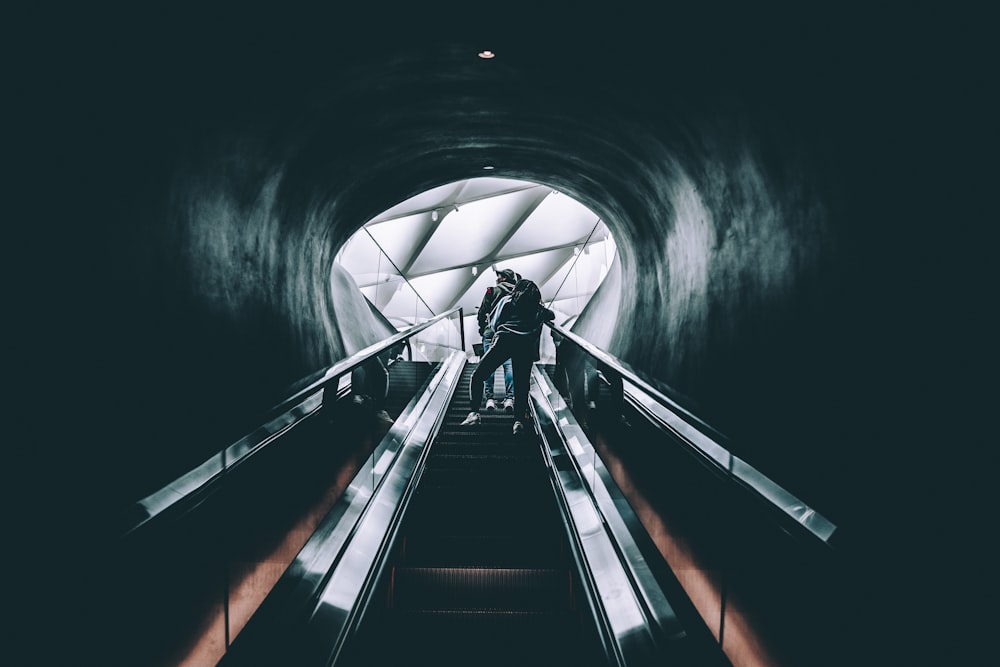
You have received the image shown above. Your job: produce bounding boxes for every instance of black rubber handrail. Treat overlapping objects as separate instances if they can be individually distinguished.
[547,322,726,444]
[545,322,836,545]
[121,308,464,538]
[265,307,464,423]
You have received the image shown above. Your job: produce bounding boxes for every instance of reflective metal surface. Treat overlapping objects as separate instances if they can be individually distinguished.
[222,350,465,666]
[125,392,323,536]
[308,350,464,664]
[531,365,675,665]
[123,308,462,537]
[271,307,463,419]
[550,321,836,545]
[548,322,725,441]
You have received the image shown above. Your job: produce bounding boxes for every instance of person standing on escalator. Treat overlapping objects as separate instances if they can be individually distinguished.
[476,268,518,413]
[462,278,555,435]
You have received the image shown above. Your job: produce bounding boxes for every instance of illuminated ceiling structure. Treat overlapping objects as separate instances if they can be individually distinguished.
[337,177,617,332]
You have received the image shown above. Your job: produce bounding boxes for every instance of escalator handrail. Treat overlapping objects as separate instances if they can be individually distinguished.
[530,366,668,666]
[121,307,464,538]
[219,351,467,667]
[267,307,464,421]
[546,321,836,545]
[547,321,728,444]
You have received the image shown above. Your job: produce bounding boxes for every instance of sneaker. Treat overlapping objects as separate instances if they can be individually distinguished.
[460,411,481,426]
[502,398,514,413]
[485,398,497,411]
[512,421,525,435]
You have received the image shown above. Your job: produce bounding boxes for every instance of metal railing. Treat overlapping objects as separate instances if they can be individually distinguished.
[122,307,465,538]
[545,321,836,545]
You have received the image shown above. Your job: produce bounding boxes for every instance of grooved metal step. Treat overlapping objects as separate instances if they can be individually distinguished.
[390,566,571,612]
[339,361,605,667]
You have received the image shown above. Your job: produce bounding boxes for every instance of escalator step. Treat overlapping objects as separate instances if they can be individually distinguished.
[399,533,564,568]
[336,362,608,667]
[390,566,572,612]
[402,501,554,537]
[423,454,538,471]
[366,609,599,667]
[410,471,551,500]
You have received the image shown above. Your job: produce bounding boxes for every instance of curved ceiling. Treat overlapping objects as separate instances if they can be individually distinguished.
[337,177,616,330]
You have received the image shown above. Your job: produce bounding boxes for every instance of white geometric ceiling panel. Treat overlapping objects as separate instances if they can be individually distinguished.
[337,177,618,330]
[338,231,401,287]
[488,248,576,301]
[369,182,463,223]
[366,211,436,272]
[408,187,545,275]
[454,270,500,314]
[539,238,618,301]
[454,177,538,201]
[407,267,475,315]
[378,278,435,324]
[361,274,408,312]
[499,190,603,256]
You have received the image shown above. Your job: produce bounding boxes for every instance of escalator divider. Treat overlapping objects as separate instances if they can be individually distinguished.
[336,360,610,667]
[219,350,466,667]
[529,364,667,666]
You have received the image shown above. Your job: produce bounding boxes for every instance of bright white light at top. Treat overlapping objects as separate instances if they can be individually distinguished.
[478,50,495,59]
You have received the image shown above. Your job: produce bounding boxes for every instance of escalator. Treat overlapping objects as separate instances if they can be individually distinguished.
[337,362,607,666]
[223,349,715,666]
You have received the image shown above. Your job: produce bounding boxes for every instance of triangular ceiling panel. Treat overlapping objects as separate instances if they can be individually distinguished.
[369,182,464,223]
[453,177,537,201]
[407,187,546,275]
[499,191,602,256]
[336,177,618,336]
[339,231,401,288]
[365,211,436,274]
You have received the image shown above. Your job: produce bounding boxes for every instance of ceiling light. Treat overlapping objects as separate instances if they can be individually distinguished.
[478,50,495,59]
[482,165,494,170]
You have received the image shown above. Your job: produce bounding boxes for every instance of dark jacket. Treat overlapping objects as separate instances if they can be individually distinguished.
[477,282,514,335]
[492,295,556,361]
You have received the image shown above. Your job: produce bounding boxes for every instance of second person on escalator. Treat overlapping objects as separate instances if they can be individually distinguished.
[477,268,519,413]
[462,278,555,435]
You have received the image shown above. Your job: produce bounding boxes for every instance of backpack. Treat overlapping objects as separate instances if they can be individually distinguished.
[509,279,541,312]
[487,294,511,332]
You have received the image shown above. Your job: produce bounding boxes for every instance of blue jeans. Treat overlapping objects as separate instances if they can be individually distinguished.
[482,332,513,402]
[472,332,533,419]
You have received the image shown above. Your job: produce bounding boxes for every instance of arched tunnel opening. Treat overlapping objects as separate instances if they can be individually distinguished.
[337,177,618,351]
[8,4,992,666]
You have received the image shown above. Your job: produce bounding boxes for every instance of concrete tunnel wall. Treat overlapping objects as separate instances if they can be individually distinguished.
[21,44,837,518]
[8,4,993,663]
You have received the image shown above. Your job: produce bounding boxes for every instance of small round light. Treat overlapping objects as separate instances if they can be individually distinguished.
[478,50,495,59]
[482,165,495,170]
